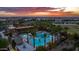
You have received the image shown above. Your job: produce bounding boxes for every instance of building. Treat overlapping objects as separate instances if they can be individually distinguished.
[0,16,79,24]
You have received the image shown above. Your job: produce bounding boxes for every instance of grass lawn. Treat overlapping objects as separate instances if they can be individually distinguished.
[68,28,79,34]
[57,24,79,34]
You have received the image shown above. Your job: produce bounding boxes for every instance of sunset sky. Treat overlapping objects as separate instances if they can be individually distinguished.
[0,0,79,16]
[0,7,79,16]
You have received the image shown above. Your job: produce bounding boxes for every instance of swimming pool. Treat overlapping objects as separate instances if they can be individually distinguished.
[17,31,53,47]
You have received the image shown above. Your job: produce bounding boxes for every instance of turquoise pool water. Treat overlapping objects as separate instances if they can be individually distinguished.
[19,31,53,47]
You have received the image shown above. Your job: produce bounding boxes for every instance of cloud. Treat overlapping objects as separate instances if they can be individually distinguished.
[64,7,79,14]
[0,7,79,16]
[0,11,16,16]
[47,8,65,12]
[33,12,50,15]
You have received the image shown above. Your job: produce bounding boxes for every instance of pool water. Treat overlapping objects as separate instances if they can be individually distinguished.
[19,31,53,47]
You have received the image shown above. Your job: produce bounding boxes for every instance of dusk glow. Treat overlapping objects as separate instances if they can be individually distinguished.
[0,7,79,16]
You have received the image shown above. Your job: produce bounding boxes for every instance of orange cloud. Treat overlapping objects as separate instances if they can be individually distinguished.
[0,11,16,16]
[0,7,79,16]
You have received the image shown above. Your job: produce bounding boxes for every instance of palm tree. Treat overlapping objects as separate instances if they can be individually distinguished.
[50,25,64,44]
[44,33,47,46]
[50,25,58,43]
[27,34,29,44]
[12,40,16,49]
[32,32,36,48]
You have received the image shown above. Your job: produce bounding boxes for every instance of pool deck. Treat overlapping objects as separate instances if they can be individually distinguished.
[16,42,35,51]
[8,26,33,30]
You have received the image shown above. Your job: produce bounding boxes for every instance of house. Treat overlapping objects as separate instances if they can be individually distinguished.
[0,30,8,39]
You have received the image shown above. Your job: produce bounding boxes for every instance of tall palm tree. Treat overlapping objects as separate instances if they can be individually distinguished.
[50,25,57,43]
[44,33,47,46]
[50,25,63,44]
[32,32,36,48]
[12,40,16,49]
[27,34,29,44]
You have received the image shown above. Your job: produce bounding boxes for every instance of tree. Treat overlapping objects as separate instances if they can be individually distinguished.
[12,40,16,49]
[62,48,74,51]
[32,32,36,48]
[73,33,79,40]
[76,22,79,25]
[73,33,79,49]
[50,25,61,35]
[44,33,47,46]
[36,46,48,51]
[63,27,69,32]
[47,42,55,50]
[0,39,9,48]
